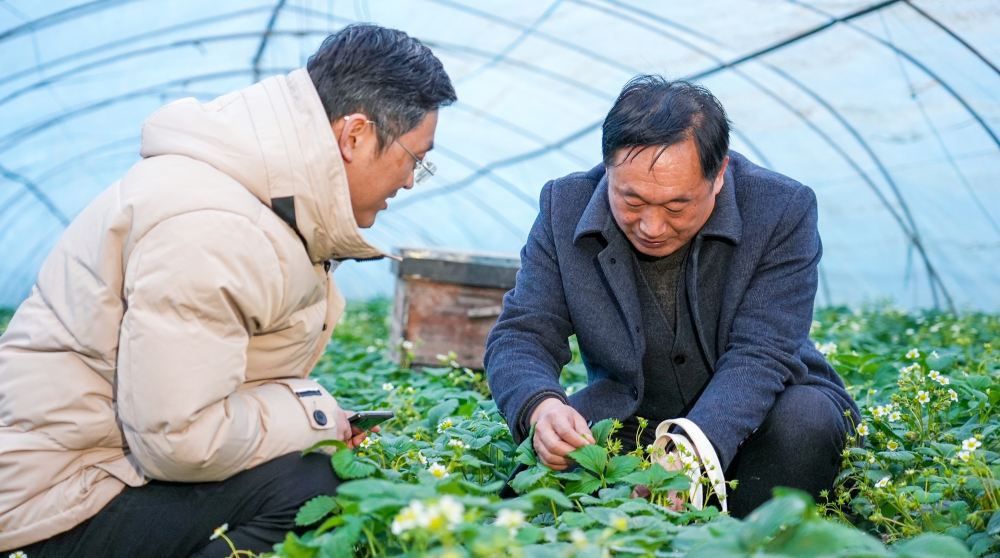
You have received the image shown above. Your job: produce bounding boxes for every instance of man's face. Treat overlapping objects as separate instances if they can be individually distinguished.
[608,136,728,258]
[341,111,438,228]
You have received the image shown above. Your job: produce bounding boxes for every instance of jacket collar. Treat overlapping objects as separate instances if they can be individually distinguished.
[140,69,389,264]
[573,159,742,246]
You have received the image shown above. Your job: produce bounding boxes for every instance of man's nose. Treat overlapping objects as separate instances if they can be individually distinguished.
[403,171,415,189]
[637,212,667,238]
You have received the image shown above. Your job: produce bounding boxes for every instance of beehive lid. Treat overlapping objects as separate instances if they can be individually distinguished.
[392,247,521,290]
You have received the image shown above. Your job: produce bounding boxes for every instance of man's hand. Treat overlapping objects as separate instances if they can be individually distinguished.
[529,398,595,470]
[659,449,687,511]
[337,409,382,450]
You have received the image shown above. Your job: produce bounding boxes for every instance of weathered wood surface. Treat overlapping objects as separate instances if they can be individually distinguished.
[390,277,507,370]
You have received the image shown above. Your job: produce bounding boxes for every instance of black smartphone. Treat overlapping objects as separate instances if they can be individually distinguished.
[348,410,394,431]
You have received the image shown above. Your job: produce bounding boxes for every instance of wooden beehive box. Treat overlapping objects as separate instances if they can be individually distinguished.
[390,247,520,370]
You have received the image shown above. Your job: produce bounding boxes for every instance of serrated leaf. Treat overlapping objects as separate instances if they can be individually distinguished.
[527,487,574,509]
[514,425,538,466]
[303,439,348,455]
[317,515,364,558]
[604,455,642,483]
[567,444,608,475]
[564,471,603,496]
[331,450,379,479]
[511,465,549,493]
[895,533,977,558]
[584,506,629,529]
[878,450,917,463]
[558,511,598,529]
[427,399,459,425]
[295,495,338,526]
[590,418,616,447]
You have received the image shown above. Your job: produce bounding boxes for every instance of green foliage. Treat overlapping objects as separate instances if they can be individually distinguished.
[257,301,985,558]
[0,307,13,336]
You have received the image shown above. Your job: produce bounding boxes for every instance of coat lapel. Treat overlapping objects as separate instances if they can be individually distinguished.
[575,175,644,355]
[686,164,742,370]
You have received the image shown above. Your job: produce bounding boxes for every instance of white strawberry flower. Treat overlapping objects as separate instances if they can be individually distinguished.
[948,389,958,402]
[917,391,930,404]
[905,348,920,359]
[962,437,982,452]
[874,476,891,488]
[857,423,869,436]
[428,462,449,478]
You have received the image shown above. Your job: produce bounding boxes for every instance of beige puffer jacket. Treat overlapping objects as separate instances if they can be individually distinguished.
[0,69,389,550]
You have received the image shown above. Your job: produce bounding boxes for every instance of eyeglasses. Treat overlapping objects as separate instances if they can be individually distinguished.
[365,119,437,184]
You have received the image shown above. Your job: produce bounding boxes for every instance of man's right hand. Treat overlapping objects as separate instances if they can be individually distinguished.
[529,398,595,470]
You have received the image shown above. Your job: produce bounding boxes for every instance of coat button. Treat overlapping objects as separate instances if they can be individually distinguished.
[322,323,327,331]
[313,410,328,426]
[673,354,686,365]
[631,386,639,399]
[610,258,616,264]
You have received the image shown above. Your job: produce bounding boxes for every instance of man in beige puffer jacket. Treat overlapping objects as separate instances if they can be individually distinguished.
[0,24,455,557]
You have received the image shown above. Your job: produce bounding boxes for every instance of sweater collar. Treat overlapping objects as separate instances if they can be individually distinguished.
[573,158,742,246]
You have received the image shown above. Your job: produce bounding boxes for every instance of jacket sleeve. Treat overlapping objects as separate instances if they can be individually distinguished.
[685,186,824,470]
[484,181,573,444]
[116,210,342,482]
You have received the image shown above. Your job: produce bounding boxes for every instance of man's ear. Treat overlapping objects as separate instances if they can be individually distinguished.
[712,156,730,195]
[332,113,370,164]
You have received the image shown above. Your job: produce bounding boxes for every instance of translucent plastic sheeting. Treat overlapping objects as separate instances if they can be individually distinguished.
[0,0,998,311]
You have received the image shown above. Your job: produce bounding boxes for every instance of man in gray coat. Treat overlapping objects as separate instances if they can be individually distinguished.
[485,76,859,518]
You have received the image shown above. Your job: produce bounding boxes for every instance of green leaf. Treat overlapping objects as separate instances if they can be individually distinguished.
[317,516,364,558]
[604,455,642,483]
[878,450,917,463]
[739,490,811,547]
[331,449,378,479]
[987,510,1000,536]
[558,511,598,529]
[894,533,974,558]
[511,465,549,493]
[295,495,338,526]
[303,439,347,455]
[590,418,616,447]
[565,471,603,496]
[765,518,885,557]
[273,532,319,558]
[584,506,630,529]
[621,469,651,486]
[567,444,608,475]
[427,399,459,425]
[514,425,538,466]
[527,487,574,509]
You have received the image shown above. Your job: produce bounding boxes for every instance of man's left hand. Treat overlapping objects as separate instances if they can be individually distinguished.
[339,409,382,449]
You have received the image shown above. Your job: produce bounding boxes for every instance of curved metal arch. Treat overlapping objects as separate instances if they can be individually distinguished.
[0,137,138,230]
[450,101,592,167]
[582,0,954,310]
[0,31,332,109]
[392,119,603,210]
[414,0,639,75]
[0,68,294,154]
[253,0,288,83]
[903,1,1000,78]
[0,6,279,87]
[421,39,616,102]
[431,145,537,207]
[455,0,565,86]
[0,0,144,43]
[0,163,69,226]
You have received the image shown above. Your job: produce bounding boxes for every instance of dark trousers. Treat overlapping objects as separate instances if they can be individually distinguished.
[17,452,340,558]
[611,384,846,518]
[724,384,847,517]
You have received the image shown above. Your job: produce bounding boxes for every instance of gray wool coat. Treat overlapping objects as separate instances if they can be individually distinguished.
[484,152,859,470]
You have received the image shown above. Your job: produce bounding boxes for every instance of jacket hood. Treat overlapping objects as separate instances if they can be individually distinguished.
[139,68,387,263]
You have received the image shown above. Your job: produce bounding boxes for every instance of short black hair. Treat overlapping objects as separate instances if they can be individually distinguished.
[602,75,730,180]
[307,24,457,152]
